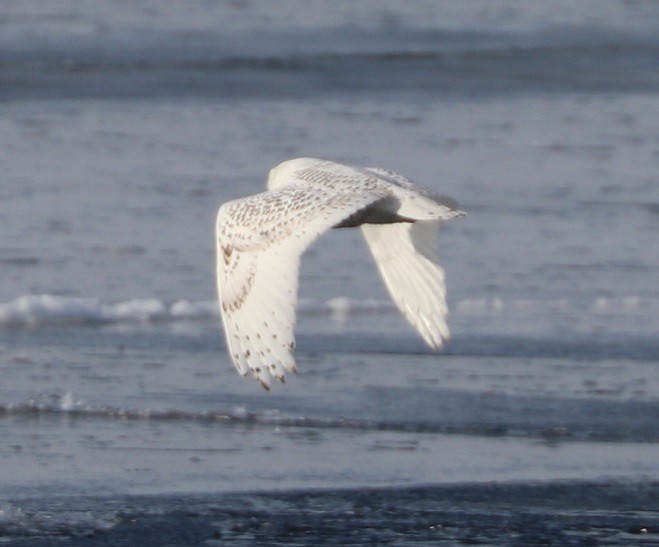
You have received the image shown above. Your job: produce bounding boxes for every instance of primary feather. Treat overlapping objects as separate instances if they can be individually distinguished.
[216,157,464,389]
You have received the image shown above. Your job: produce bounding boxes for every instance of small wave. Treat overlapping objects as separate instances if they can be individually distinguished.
[0,395,561,440]
[1,294,657,330]
[3,393,656,443]
[455,296,659,317]
[0,294,173,328]
[0,294,397,329]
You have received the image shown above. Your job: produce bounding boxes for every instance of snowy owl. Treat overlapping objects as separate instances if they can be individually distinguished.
[216,158,465,389]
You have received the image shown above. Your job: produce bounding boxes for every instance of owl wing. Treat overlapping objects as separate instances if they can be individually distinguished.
[216,180,390,389]
[361,220,450,349]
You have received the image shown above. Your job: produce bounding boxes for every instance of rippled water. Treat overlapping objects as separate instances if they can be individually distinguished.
[1,1,658,543]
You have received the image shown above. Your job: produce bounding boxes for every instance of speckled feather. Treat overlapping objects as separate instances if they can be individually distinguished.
[216,158,464,389]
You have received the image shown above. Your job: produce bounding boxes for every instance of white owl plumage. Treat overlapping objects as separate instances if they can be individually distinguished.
[216,158,464,389]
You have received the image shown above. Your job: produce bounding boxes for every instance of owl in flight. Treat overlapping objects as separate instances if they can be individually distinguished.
[216,158,464,389]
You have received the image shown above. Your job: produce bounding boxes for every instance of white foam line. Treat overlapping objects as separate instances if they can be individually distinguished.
[1,293,658,330]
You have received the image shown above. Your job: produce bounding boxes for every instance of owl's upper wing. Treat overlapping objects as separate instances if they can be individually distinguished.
[216,179,390,389]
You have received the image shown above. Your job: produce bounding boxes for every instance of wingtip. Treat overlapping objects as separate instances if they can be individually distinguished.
[249,367,272,391]
[419,325,450,351]
[424,338,444,351]
[258,378,271,391]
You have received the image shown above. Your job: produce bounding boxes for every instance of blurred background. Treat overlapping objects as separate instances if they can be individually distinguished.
[0,1,658,543]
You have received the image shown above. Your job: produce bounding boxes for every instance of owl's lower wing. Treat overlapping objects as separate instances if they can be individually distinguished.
[361,221,449,349]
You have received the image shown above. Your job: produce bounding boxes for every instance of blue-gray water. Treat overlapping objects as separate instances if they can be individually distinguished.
[1,1,659,544]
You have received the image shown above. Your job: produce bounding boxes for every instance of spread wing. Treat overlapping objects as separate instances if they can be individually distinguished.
[361,221,449,349]
[216,181,390,389]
